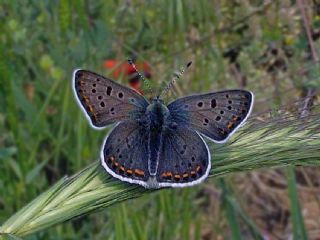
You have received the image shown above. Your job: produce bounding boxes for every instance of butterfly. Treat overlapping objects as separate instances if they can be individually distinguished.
[73,69,254,188]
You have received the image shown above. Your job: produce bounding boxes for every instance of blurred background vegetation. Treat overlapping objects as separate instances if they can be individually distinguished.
[1,0,320,239]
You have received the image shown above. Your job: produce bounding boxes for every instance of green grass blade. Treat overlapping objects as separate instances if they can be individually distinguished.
[286,166,309,240]
[220,179,242,240]
[0,233,23,240]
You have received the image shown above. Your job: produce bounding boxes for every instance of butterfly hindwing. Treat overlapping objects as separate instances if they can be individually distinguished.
[101,120,150,186]
[73,69,149,128]
[156,126,210,187]
[168,90,254,143]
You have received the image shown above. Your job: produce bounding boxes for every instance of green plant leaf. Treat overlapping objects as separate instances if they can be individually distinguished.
[0,148,17,160]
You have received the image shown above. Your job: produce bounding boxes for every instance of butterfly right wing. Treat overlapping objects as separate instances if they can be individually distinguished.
[167,90,254,143]
[73,69,149,128]
[155,125,210,187]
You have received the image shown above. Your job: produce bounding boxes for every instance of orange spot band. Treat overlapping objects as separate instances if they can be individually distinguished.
[134,169,145,177]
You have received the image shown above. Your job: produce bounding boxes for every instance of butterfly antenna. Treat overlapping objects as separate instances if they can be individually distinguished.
[128,59,153,94]
[159,61,192,98]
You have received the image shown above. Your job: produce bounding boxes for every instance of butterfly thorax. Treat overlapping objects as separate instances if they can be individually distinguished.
[146,100,170,130]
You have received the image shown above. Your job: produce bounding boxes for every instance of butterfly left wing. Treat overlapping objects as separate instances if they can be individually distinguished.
[155,126,210,187]
[101,120,151,187]
[73,69,149,128]
[167,90,254,143]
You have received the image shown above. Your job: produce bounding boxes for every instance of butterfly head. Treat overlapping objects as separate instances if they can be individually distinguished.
[152,95,164,104]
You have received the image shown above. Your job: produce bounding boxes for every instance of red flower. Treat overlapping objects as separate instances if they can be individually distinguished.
[104,60,152,95]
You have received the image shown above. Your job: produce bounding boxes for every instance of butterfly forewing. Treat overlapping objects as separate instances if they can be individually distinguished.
[168,90,254,142]
[73,70,149,128]
[101,120,150,186]
[156,126,210,187]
